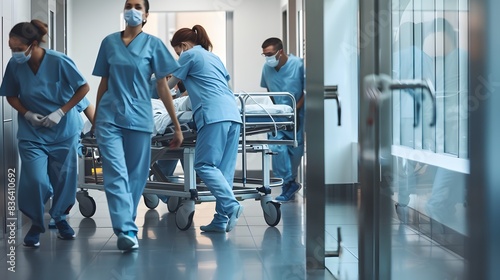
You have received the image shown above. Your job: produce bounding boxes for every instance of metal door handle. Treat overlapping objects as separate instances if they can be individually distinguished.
[364,74,436,127]
[324,85,341,126]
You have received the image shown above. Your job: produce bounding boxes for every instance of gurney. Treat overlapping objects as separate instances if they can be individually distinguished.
[77,92,298,230]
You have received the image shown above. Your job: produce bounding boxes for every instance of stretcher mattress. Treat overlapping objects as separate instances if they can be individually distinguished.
[153,96,294,136]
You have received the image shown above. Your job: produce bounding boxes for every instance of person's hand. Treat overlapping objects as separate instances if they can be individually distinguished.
[42,108,65,128]
[24,111,45,126]
[169,130,184,148]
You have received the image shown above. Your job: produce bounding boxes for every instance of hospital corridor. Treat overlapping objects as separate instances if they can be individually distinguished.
[1,0,499,280]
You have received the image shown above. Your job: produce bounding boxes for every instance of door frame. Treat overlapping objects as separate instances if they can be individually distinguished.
[304,0,326,269]
[358,0,393,279]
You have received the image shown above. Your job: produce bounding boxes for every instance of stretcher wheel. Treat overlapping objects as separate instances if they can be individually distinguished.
[77,192,97,218]
[263,201,281,227]
[143,194,160,209]
[176,199,195,230]
[167,196,181,213]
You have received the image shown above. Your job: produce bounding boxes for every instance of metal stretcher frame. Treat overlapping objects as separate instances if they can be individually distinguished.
[77,92,298,230]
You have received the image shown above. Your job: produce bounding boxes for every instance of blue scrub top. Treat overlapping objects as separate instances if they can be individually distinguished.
[171,45,241,130]
[92,32,179,133]
[260,54,305,106]
[0,49,87,143]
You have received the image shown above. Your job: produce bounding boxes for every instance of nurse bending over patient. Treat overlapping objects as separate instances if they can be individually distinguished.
[92,0,182,251]
[0,20,90,247]
[169,24,243,233]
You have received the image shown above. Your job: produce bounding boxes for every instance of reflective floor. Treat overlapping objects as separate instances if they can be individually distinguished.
[0,188,334,280]
[0,186,465,280]
[324,188,467,280]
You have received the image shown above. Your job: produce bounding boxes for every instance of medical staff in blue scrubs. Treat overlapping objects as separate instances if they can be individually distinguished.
[260,37,305,202]
[0,20,90,247]
[169,25,243,233]
[92,0,182,251]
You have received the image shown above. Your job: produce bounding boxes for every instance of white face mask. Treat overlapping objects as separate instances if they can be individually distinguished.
[265,50,281,67]
[12,44,33,64]
[124,8,143,27]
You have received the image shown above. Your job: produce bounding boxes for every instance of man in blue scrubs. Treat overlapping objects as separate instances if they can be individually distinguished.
[260,37,305,202]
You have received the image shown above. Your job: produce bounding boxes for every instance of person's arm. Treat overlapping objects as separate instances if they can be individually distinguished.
[177,81,187,95]
[167,76,181,90]
[6,96,29,115]
[84,103,96,125]
[296,93,304,110]
[92,77,108,130]
[6,96,45,126]
[60,83,90,114]
[157,76,183,148]
[42,83,90,127]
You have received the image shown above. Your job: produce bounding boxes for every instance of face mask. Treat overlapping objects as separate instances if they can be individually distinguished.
[177,43,189,57]
[265,55,280,68]
[124,8,143,27]
[12,44,32,64]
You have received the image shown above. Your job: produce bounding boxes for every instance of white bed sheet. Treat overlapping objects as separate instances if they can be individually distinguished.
[152,96,192,135]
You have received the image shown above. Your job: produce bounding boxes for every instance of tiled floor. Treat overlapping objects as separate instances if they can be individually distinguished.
[0,188,334,280]
[323,188,467,280]
[0,186,466,280]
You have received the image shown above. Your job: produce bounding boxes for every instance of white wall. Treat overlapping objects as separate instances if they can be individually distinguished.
[324,0,359,184]
[68,0,282,104]
[12,0,31,21]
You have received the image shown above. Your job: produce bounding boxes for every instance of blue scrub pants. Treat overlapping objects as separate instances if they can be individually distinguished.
[195,121,241,227]
[18,134,79,232]
[268,109,305,183]
[96,124,151,235]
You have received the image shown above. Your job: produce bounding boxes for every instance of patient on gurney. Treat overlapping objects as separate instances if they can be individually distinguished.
[152,95,192,135]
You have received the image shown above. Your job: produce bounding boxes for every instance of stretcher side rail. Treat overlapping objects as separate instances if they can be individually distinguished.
[235,92,298,186]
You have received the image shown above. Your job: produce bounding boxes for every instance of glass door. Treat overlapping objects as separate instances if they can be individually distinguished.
[359,0,469,279]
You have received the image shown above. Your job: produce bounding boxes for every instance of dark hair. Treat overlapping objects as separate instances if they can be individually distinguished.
[261,37,283,50]
[170,25,213,51]
[124,0,149,12]
[9,20,48,45]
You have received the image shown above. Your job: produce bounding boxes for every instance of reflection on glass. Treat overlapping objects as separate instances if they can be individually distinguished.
[426,167,467,233]
[392,13,468,157]
[391,0,469,254]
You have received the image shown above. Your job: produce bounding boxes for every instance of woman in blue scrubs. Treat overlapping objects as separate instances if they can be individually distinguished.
[92,0,182,251]
[0,20,90,247]
[169,25,243,233]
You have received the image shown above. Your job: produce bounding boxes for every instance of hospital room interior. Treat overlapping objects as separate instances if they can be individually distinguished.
[0,0,498,279]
